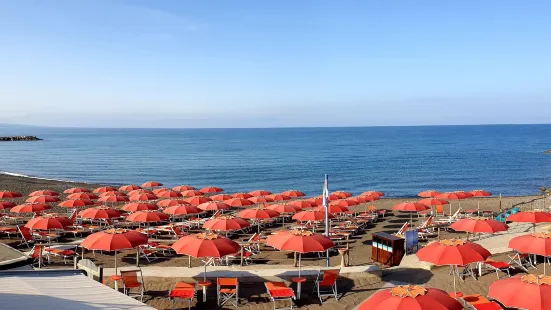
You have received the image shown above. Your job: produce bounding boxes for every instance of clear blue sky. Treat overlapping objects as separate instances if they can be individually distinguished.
[1,0,550,128]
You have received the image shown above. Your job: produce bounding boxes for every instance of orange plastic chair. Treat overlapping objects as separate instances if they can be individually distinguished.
[120,269,145,301]
[436,205,445,216]
[315,269,340,303]
[217,278,239,307]
[169,282,196,310]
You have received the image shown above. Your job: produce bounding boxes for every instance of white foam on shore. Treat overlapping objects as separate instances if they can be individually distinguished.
[0,171,87,184]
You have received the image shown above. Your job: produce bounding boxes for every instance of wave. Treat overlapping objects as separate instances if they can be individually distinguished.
[0,171,88,184]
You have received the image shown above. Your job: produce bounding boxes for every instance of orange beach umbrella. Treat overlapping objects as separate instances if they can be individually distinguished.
[157,199,189,208]
[121,202,159,212]
[249,190,272,197]
[224,198,254,207]
[25,214,72,230]
[11,203,51,214]
[418,190,441,198]
[0,191,23,199]
[488,274,551,310]
[119,185,142,192]
[358,285,463,310]
[92,186,117,194]
[200,186,224,194]
[59,199,94,208]
[29,190,59,197]
[163,204,202,216]
[67,193,99,200]
[141,181,163,188]
[197,202,231,212]
[184,196,212,206]
[173,185,196,192]
[281,190,305,197]
[63,187,90,194]
[203,216,250,231]
[209,194,233,201]
[26,195,59,203]
[232,192,253,199]
[79,206,122,220]
[0,201,16,210]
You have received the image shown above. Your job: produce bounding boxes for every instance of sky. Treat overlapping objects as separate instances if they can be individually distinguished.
[1,0,551,128]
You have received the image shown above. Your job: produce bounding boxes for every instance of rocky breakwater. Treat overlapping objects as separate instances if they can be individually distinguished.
[0,136,42,141]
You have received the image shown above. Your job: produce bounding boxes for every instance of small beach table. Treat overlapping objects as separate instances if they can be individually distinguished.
[109,275,122,291]
[198,280,212,303]
[292,277,306,299]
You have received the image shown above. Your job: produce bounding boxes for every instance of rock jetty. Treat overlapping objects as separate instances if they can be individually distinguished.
[545,150,551,154]
[0,136,42,141]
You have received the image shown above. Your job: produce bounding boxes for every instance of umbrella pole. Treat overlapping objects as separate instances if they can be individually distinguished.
[298,253,302,278]
[545,259,547,275]
[453,266,457,296]
[114,251,117,275]
[204,263,207,282]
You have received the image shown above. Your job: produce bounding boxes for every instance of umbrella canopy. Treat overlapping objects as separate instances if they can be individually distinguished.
[210,194,233,201]
[249,190,272,197]
[197,202,231,211]
[232,193,253,199]
[418,190,441,198]
[59,199,95,208]
[152,188,170,195]
[163,204,202,216]
[362,191,384,198]
[99,191,126,197]
[266,194,292,201]
[508,211,551,223]
[29,190,59,197]
[419,198,449,207]
[200,186,224,194]
[173,185,196,192]
[25,214,72,230]
[0,201,16,210]
[128,189,153,196]
[181,190,204,197]
[417,239,491,266]
[26,195,59,203]
[63,187,90,194]
[330,199,358,207]
[0,191,23,199]
[121,202,159,212]
[172,232,240,258]
[92,186,117,194]
[316,193,341,201]
[358,285,463,310]
[436,192,465,200]
[237,207,280,220]
[266,230,334,253]
[79,206,122,219]
[351,196,369,204]
[358,195,379,203]
[331,191,353,199]
[248,196,274,204]
[470,190,492,197]
[392,202,430,212]
[293,210,334,222]
[281,190,305,197]
[11,203,51,213]
[314,205,349,214]
[141,181,163,188]
[126,211,169,223]
[82,228,148,251]
[450,217,508,234]
[157,199,189,208]
[289,200,314,209]
[156,190,182,199]
[203,216,250,231]
[488,274,551,310]
[129,193,157,201]
[224,198,254,207]
[184,196,212,205]
[67,193,99,200]
[457,191,474,198]
[118,185,142,192]
[98,195,130,203]
[509,232,551,257]
[267,204,302,213]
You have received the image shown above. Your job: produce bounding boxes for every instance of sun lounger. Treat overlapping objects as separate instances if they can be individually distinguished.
[139,245,158,262]
[462,294,503,310]
[168,282,196,310]
[508,252,535,272]
[265,282,295,310]
[483,259,512,279]
[44,246,78,264]
[434,208,462,224]
[0,226,18,238]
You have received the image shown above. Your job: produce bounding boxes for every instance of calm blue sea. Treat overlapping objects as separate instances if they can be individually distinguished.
[1,125,550,197]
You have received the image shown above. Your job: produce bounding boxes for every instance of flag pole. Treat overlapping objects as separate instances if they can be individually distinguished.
[323,174,330,267]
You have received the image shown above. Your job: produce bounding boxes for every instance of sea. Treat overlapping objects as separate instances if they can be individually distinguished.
[1,124,550,197]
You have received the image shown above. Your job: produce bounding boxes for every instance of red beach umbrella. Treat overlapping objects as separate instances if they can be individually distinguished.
[248,196,274,204]
[79,206,122,219]
[508,211,551,232]
[316,193,341,201]
[152,188,170,195]
[59,199,94,208]
[237,207,280,233]
[200,186,224,194]
[128,189,153,196]
[67,193,99,200]
[99,191,126,197]
[173,185,196,192]
[185,196,212,206]
[25,214,72,230]
[314,205,349,214]
[224,198,254,207]
[393,202,430,212]
[163,204,201,216]
[157,199,188,208]
[266,194,292,201]
[0,201,16,210]
[471,190,491,197]
[330,199,358,207]
[358,285,463,310]
[129,193,157,201]
[29,190,59,197]
[11,203,51,214]
[156,190,183,199]
[268,204,302,213]
[141,181,163,188]
[181,190,204,197]
[232,193,253,199]
[351,196,368,204]
[98,195,130,203]
[210,194,233,201]
[26,195,59,203]
[281,190,305,198]
[197,202,231,211]
[293,210,334,222]
[418,190,441,198]
[458,191,474,199]
[488,274,551,310]
[436,192,464,200]
[171,232,240,281]
[509,232,551,274]
[92,186,117,194]
[81,228,148,274]
[331,191,353,199]
[450,218,508,234]
[126,211,169,223]
[203,216,250,231]
[249,190,272,197]
[289,200,314,209]
[362,191,384,198]
[419,198,449,207]
[0,191,23,199]
[63,187,90,194]
[121,202,159,212]
[119,185,142,192]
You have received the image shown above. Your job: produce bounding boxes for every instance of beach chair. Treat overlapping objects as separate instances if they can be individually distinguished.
[265,282,295,310]
[29,244,45,265]
[217,278,239,307]
[17,225,35,248]
[120,269,145,302]
[44,246,78,264]
[314,269,340,303]
[170,226,187,240]
[434,208,462,225]
[462,294,504,310]
[508,252,535,272]
[168,282,196,310]
[139,245,158,262]
[0,226,18,238]
[483,259,512,279]
[435,205,445,216]
[393,222,409,237]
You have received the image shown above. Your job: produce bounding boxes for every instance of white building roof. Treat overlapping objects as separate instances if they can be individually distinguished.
[0,270,154,310]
